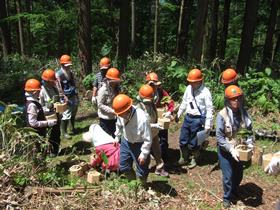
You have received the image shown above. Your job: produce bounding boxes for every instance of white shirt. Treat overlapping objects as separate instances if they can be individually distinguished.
[177,84,213,129]
[115,106,152,160]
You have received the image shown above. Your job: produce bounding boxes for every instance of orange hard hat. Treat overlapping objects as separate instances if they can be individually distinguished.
[187,69,203,82]
[99,57,111,70]
[139,84,154,100]
[145,72,159,82]
[225,85,243,99]
[106,68,121,81]
[60,54,72,65]
[221,68,238,84]
[112,94,133,115]
[25,79,41,91]
[42,69,56,81]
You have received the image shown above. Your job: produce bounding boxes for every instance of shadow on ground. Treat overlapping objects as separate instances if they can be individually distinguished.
[149,180,178,197]
[59,141,92,156]
[238,182,263,207]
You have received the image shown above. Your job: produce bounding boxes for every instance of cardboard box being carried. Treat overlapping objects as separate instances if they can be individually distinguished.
[45,113,57,121]
[158,118,171,130]
[157,108,165,118]
[87,170,101,184]
[54,102,67,113]
[236,145,252,161]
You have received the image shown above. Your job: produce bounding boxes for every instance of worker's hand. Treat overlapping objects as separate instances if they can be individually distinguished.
[91,96,97,105]
[138,156,146,165]
[47,119,57,127]
[230,147,239,162]
[151,123,164,130]
[162,111,172,118]
[265,156,280,175]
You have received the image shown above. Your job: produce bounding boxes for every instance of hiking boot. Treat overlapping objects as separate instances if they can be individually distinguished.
[188,157,197,169]
[137,176,148,188]
[178,147,189,166]
[223,200,231,208]
[155,168,169,177]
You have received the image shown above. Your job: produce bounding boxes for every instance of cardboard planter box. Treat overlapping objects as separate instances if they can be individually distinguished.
[79,161,89,173]
[236,145,252,161]
[157,108,165,118]
[45,113,57,121]
[69,165,84,177]
[158,118,171,130]
[54,102,67,113]
[87,170,101,184]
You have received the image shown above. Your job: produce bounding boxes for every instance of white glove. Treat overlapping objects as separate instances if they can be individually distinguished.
[245,136,254,149]
[162,111,172,118]
[230,147,239,162]
[265,156,280,175]
[47,119,57,127]
[91,96,97,105]
[151,123,164,130]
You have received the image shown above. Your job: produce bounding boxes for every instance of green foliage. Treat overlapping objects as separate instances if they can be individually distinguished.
[36,167,69,187]
[82,73,95,90]
[239,68,280,113]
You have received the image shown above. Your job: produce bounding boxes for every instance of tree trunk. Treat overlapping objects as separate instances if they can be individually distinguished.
[131,0,135,55]
[274,32,280,62]
[262,0,279,66]
[16,0,24,56]
[176,0,193,57]
[77,0,92,77]
[209,0,219,62]
[236,0,260,75]
[118,0,129,69]
[25,0,32,56]
[218,0,230,59]
[0,0,12,56]
[153,0,159,60]
[191,0,209,62]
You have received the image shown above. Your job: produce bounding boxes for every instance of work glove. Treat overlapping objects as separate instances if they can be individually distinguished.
[91,96,97,105]
[47,119,57,127]
[245,136,254,149]
[162,111,172,118]
[151,123,164,130]
[230,147,239,162]
[265,154,280,175]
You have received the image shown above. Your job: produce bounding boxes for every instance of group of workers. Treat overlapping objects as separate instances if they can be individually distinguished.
[24,55,278,209]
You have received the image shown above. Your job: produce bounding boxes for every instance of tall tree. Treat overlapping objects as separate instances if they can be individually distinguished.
[0,0,12,56]
[262,0,279,66]
[77,0,92,76]
[25,0,32,56]
[153,0,159,59]
[191,0,209,62]
[118,0,129,69]
[176,0,193,57]
[209,0,219,61]
[218,0,230,59]
[16,0,24,55]
[131,0,135,55]
[236,0,260,74]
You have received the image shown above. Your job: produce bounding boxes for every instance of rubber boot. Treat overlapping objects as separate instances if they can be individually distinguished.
[61,120,71,139]
[178,147,189,166]
[124,170,136,181]
[137,176,148,188]
[68,117,76,135]
[188,150,199,169]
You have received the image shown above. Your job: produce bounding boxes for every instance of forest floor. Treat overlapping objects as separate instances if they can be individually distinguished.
[25,100,280,210]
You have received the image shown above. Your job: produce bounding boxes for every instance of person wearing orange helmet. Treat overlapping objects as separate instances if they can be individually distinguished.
[137,84,169,177]
[39,69,61,155]
[221,68,238,86]
[145,72,174,163]
[25,79,57,138]
[176,69,213,169]
[56,54,79,139]
[113,94,152,185]
[216,85,252,208]
[96,68,121,137]
[92,57,112,104]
